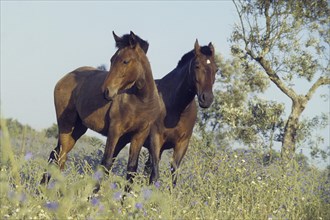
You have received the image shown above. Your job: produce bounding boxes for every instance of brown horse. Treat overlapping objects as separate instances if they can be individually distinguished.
[41,31,162,191]
[147,40,218,185]
[106,40,218,186]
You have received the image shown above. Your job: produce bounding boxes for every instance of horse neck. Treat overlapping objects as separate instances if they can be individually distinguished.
[163,59,196,114]
[139,62,158,102]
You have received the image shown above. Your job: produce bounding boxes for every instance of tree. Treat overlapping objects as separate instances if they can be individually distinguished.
[231,0,330,162]
[44,123,58,139]
[199,55,285,152]
[97,64,107,71]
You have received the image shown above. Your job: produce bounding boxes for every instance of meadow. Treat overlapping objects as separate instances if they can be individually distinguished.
[1,118,329,220]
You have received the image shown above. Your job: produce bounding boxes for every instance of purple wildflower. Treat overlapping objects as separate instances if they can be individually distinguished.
[191,201,197,206]
[91,197,100,206]
[24,152,33,161]
[8,191,15,199]
[142,188,152,200]
[93,170,103,181]
[45,201,59,210]
[110,182,117,190]
[113,192,122,201]
[47,180,56,189]
[135,202,143,210]
[98,204,105,212]
[19,193,27,203]
[154,181,161,189]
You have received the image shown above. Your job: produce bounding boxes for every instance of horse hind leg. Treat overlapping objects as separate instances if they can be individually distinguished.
[171,140,189,187]
[40,118,87,184]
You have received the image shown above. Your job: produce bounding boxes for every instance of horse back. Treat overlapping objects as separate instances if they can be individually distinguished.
[54,67,111,135]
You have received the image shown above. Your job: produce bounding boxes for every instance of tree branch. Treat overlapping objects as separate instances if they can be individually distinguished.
[233,0,248,47]
[257,57,298,101]
[305,76,330,101]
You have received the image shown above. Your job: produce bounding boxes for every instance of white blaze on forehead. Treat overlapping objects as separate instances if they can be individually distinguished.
[206,59,211,64]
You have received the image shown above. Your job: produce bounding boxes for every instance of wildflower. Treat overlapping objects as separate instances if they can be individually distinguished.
[93,170,103,181]
[24,152,33,161]
[191,201,197,206]
[110,182,117,190]
[154,181,161,189]
[19,193,27,203]
[135,202,143,210]
[8,190,15,199]
[98,204,105,212]
[113,192,122,201]
[45,201,59,210]
[142,188,152,200]
[47,181,56,189]
[90,197,100,206]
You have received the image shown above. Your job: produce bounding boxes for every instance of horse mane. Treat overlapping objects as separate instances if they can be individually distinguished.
[177,46,213,68]
[115,33,149,53]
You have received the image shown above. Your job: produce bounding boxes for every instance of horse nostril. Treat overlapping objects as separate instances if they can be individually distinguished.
[198,92,214,108]
[104,88,112,101]
[200,93,206,102]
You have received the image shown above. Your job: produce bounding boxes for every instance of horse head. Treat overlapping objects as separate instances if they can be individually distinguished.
[102,31,149,101]
[192,39,218,108]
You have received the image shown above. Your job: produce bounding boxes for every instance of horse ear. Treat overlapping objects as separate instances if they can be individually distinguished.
[129,31,137,48]
[208,42,215,55]
[140,42,149,54]
[113,31,122,43]
[194,39,201,55]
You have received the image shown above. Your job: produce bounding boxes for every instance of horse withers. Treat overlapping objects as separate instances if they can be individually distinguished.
[40,31,163,192]
[146,40,218,186]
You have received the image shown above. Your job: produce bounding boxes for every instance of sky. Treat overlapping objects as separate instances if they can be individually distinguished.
[1,1,329,165]
[1,1,236,129]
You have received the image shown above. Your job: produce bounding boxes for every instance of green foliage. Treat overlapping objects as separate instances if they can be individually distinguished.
[1,118,36,138]
[44,123,58,139]
[1,120,329,219]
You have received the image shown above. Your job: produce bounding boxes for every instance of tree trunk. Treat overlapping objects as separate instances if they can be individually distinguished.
[281,97,306,162]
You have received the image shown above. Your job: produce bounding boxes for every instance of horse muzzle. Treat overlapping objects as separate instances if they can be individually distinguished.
[103,87,117,101]
[198,92,214,108]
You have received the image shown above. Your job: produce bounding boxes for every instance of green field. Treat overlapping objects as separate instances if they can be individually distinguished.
[1,119,329,219]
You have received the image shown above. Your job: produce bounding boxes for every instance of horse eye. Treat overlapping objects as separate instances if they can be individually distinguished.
[123,60,130,65]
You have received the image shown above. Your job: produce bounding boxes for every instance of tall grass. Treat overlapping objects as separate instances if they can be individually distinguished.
[1,119,329,219]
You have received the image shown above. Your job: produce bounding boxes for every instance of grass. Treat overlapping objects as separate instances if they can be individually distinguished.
[1,118,329,219]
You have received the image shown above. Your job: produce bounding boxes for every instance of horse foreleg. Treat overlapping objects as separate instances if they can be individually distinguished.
[93,130,120,193]
[126,129,150,183]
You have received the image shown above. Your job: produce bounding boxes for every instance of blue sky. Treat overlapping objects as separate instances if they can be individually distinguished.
[1,1,329,162]
[1,1,236,129]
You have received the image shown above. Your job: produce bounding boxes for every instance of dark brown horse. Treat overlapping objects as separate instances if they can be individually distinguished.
[41,31,162,191]
[147,40,217,185]
[107,40,218,186]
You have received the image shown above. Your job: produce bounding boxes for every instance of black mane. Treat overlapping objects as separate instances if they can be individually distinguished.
[115,33,149,53]
[177,46,213,68]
